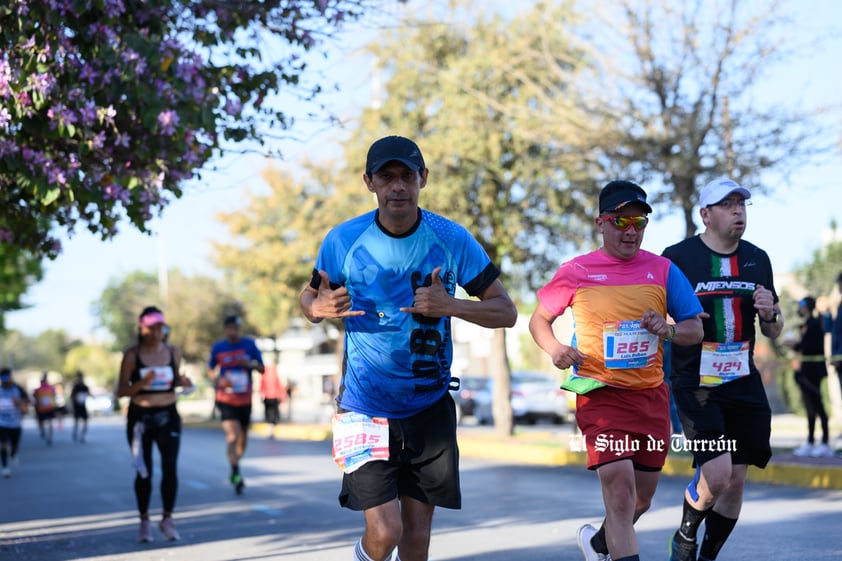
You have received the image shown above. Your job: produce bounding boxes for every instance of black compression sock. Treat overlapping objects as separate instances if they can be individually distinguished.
[591,523,609,554]
[699,510,737,560]
[678,497,710,542]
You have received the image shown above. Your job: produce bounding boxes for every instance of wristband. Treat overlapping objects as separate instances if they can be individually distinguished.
[664,324,676,342]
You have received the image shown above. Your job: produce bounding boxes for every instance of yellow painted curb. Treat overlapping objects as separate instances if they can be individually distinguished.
[239,422,842,490]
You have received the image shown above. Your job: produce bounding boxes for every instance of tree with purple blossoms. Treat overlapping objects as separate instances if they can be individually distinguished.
[0,0,382,327]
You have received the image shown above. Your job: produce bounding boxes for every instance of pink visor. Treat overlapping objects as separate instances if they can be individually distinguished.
[139,311,166,327]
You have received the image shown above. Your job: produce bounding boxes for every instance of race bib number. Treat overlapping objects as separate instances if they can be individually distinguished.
[699,341,750,387]
[75,392,88,405]
[225,370,249,394]
[603,320,659,369]
[139,366,175,391]
[331,412,389,474]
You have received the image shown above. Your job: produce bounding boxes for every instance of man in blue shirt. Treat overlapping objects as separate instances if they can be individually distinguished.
[300,135,517,561]
[208,315,264,494]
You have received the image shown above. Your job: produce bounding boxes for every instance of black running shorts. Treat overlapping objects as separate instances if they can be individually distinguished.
[673,376,772,468]
[216,402,252,429]
[338,393,461,511]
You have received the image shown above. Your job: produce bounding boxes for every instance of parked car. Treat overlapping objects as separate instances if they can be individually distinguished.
[461,371,570,425]
[86,389,115,416]
[509,371,569,425]
[450,375,492,424]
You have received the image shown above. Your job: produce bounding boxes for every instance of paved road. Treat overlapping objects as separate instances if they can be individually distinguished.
[1,416,841,560]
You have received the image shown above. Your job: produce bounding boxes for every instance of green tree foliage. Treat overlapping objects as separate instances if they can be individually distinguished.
[0,246,42,331]
[93,269,239,362]
[213,162,371,336]
[63,344,122,391]
[0,328,79,373]
[793,236,842,298]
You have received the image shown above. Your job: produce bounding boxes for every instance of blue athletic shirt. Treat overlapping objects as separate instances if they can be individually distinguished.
[311,208,500,419]
[209,337,264,407]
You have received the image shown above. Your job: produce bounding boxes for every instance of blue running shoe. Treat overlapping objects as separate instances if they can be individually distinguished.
[668,530,698,561]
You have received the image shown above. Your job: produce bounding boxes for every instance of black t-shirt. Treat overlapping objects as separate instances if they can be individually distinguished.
[662,236,777,402]
[71,382,90,409]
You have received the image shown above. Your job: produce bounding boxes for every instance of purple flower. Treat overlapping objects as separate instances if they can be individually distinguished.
[90,130,106,150]
[28,73,56,97]
[224,98,242,116]
[79,64,100,85]
[79,100,97,126]
[157,110,179,135]
[0,107,11,129]
[99,105,117,126]
[103,184,130,203]
[0,60,11,98]
[47,166,67,186]
[104,0,126,18]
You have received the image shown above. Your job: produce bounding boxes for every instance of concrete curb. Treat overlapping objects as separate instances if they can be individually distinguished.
[239,421,842,491]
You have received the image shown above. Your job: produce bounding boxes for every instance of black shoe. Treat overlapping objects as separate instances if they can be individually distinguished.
[230,473,245,494]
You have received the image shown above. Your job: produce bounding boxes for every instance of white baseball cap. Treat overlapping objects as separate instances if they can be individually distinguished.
[699,176,751,208]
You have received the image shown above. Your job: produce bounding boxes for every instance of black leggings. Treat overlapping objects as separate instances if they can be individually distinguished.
[126,403,181,515]
[795,370,828,444]
[0,427,22,464]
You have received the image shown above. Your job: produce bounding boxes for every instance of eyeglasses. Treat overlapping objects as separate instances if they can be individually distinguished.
[708,198,751,209]
[600,215,649,231]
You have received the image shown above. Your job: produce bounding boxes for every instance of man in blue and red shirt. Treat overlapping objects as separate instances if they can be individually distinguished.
[208,315,264,494]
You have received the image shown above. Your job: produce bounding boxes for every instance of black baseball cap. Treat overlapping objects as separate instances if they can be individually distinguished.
[365,136,426,176]
[223,315,241,327]
[599,180,653,214]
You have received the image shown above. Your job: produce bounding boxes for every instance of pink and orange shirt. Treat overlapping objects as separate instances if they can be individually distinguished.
[537,249,701,389]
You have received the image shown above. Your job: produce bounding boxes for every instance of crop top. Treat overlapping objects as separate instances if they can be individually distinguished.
[130,345,178,394]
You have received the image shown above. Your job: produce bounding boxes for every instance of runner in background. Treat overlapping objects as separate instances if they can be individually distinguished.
[70,371,90,443]
[33,372,57,446]
[208,315,265,494]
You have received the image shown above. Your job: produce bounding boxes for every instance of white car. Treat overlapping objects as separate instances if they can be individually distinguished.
[467,371,570,425]
[85,390,114,416]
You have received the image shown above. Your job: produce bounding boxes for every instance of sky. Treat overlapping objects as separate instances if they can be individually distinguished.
[5,0,842,340]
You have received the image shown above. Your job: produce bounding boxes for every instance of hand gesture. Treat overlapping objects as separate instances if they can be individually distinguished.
[551,344,589,370]
[312,270,365,319]
[140,369,156,387]
[753,284,775,319]
[640,310,672,339]
[400,266,451,318]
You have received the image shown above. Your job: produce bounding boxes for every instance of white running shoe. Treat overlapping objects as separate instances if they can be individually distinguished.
[792,443,814,457]
[577,523,611,561]
[159,517,180,541]
[2,467,10,478]
[810,443,833,457]
[138,519,154,543]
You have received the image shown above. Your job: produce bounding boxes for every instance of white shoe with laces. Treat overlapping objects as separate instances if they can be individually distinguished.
[792,443,814,457]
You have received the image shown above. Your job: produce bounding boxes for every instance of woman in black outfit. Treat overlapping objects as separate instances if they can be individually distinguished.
[790,296,831,457]
[117,306,193,542]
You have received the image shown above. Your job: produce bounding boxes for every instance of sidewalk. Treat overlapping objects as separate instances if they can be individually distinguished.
[239,405,842,491]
